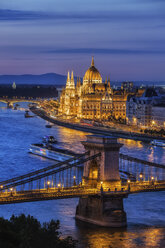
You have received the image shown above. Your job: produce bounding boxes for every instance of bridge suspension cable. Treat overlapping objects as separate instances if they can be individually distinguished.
[0,151,89,186]
[119,153,165,169]
[0,152,101,191]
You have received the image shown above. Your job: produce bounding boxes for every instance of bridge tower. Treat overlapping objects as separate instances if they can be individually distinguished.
[76,135,127,227]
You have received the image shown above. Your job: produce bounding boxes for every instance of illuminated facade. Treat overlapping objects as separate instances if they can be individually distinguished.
[126,88,165,128]
[59,57,128,121]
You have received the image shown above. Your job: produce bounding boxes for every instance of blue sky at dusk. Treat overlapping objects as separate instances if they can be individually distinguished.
[0,0,165,81]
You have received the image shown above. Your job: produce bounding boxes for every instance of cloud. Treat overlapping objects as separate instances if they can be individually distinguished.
[44,47,165,55]
[2,45,165,57]
[0,8,164,23]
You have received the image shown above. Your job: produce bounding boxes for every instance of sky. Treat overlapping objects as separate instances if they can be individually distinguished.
[0,0,165,81]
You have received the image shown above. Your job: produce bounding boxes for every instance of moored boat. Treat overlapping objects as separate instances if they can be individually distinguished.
[25,110,35,118]
[29,143,82,163]
[42,136,57,144]
[150,140,165,147]
[45,122,53,128]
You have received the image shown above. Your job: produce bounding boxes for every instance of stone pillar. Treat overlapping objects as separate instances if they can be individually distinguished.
[76,193,127,227]
[76,135,127,227]
[82,135,123,190]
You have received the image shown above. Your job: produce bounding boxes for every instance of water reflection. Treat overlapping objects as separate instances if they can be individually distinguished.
[75,222,165,248]
[55,126,89,153]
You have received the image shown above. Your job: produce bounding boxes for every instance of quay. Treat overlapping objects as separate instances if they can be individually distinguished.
[30,106,165,142]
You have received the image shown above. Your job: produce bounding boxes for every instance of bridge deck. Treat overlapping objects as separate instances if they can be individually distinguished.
[0,181,165,205]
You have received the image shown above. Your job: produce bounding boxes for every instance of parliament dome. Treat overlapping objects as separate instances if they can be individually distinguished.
[83,57,102,83]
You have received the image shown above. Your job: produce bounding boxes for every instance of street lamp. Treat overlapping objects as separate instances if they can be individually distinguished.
[139,173,143,182]
[47,181,50,190]
[127,179,131,191]
[100,181,103,193]
[73,176,76,186]
[151,176,155,185]
[10,188,13,196]
[151,120,155,127]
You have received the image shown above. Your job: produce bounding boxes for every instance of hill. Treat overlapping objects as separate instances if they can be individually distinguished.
[0,73,66,86]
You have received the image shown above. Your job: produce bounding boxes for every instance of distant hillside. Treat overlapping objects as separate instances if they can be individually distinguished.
[0,73,66,86]
[0,73,164,88]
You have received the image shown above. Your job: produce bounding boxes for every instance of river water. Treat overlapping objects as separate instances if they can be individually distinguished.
[0,103,165,248]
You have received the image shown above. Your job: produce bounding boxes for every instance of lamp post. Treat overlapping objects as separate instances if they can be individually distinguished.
[151,176,155,185]
[100,181,103,193]
[10,188,13,196]
[47,181,50,190]
[127,179,131,191]
[58,183,61,192]
[73,176,76,186]
[139,173,143,182]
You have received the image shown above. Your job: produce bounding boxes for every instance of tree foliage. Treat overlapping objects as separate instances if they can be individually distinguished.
[0,214,77,248]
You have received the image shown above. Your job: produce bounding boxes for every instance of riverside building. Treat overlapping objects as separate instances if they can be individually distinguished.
[126,88,165,129]
[58,57,129,121]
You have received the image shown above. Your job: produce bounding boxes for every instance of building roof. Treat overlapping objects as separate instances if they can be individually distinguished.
[83,57,102,82]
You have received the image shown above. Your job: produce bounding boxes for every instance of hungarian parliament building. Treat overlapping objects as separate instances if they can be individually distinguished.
[58,57,129,121]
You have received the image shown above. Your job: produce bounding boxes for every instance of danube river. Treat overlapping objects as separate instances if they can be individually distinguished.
[0,103,165,248]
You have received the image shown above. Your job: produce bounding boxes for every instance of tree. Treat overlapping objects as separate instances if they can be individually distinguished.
[0,214,77,248]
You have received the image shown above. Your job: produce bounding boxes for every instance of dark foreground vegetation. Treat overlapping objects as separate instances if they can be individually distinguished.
[0,214,77,248]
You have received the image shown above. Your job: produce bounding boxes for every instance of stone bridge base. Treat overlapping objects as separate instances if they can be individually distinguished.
[76,194,127,227]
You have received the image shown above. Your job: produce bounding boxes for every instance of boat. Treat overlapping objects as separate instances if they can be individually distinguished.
[45,122,53,128]
[25,110,35,118]
[150,140,165,147]
[29,143,81,162]
[42,136,57,144]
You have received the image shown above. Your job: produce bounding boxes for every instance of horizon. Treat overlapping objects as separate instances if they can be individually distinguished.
[0,0,165,81]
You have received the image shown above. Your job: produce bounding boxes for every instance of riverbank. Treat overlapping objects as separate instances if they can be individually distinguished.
[30,107,165,142]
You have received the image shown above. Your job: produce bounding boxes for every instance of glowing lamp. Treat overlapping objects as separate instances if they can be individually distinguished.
[139,173,143,179]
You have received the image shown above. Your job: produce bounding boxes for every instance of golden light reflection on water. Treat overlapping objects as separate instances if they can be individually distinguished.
[56,126,90,153]
[80,227,165,248]
[142,228,162,247]
[120,138,143,149]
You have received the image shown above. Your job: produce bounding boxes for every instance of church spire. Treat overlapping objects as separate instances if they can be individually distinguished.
[71,71,74,82]
[91,56,94,66]
[76,77,79,88]
[108,76,110,87]
[67,71,70,82]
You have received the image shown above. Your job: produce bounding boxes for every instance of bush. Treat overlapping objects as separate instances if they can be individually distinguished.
[0,214,77,248]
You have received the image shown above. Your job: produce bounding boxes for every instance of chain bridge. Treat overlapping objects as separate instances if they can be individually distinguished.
[0,135,165,227]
